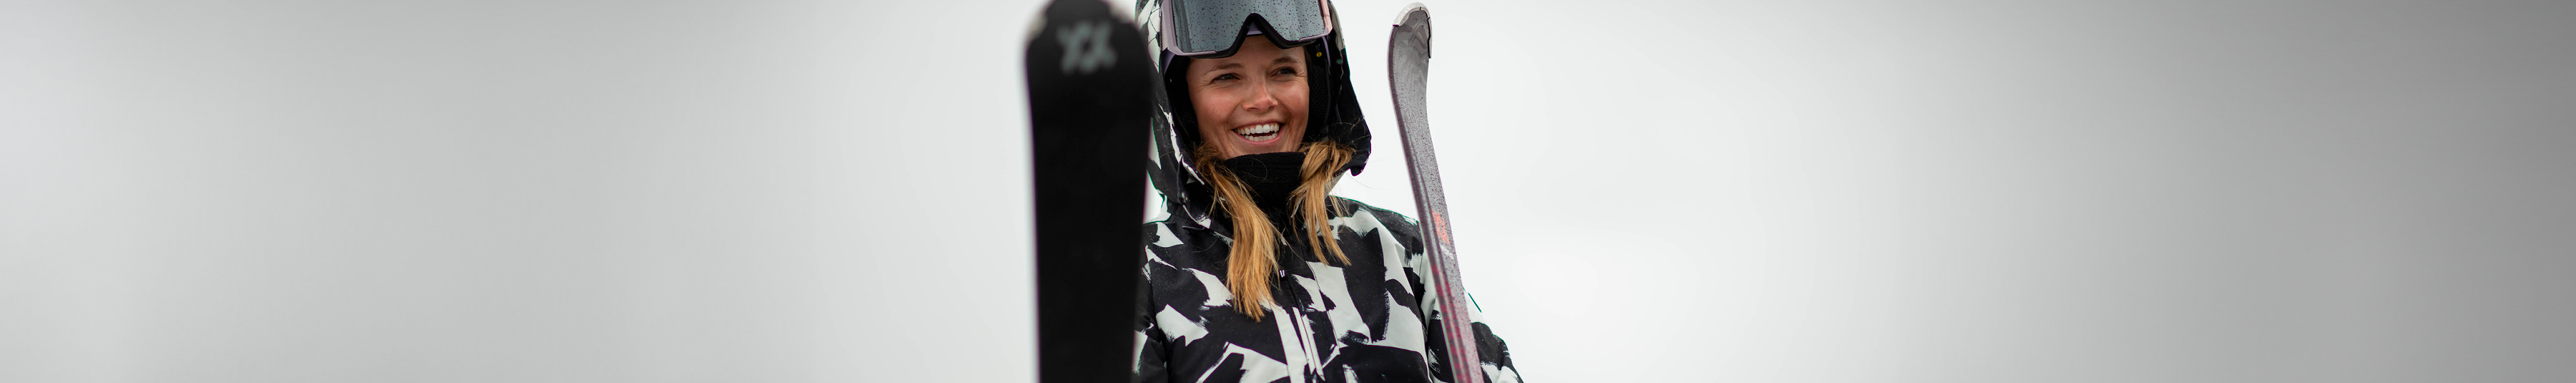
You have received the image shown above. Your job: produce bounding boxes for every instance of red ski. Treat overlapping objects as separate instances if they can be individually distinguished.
[1387,4,1483,383]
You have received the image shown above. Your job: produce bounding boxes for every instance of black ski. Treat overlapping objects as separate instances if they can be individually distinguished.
[1023,1,1157,381]
[1388,4,1482,383]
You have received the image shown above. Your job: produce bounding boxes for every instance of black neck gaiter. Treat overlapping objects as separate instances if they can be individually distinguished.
[1221,152,1306,224]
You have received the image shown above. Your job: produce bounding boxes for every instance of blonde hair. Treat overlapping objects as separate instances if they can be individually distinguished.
[1191,141,1356,320]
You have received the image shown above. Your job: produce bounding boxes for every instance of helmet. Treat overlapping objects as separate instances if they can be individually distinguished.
[1139,0,1373,188]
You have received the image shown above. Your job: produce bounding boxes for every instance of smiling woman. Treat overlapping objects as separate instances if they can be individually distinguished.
[1131,0,1525,382]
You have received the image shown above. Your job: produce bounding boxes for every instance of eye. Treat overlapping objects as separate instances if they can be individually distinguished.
[1273,67,1299,76]
[1209,73,1239,83]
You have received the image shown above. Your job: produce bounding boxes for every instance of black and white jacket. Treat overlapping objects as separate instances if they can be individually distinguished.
[1130,0,1521,380]
[1135,180,1524,383]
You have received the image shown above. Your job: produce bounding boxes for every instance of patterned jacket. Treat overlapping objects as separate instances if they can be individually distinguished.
[1129,0,1520,380]
[1135,180,1524,383]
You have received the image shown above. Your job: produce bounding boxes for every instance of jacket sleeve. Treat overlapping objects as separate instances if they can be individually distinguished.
[1134,223,1170,382]
[1135,285,1169,382]
[1413,279,1527,382]
[1395,220,1525,382]
[1453,293,1525,383]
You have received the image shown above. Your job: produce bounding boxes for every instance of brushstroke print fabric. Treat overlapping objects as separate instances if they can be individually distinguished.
[1136,190,1523,383]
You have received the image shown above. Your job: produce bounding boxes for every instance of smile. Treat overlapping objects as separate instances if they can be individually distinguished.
[1233,123,1281,142]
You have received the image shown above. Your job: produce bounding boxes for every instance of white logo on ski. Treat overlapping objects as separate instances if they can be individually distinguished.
[1057,20,1116,75]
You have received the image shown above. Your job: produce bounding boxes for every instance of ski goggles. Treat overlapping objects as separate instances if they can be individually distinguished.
[1159,0,1336,57]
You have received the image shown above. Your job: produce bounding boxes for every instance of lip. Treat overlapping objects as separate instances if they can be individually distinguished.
[1233,121,1285,144]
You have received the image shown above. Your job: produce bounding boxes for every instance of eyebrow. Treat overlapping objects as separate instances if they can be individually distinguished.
[1203,54,1301,75]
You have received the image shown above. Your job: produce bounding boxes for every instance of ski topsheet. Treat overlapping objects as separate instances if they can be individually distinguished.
[1388,4,1483,383]
[1023,1,1156,382]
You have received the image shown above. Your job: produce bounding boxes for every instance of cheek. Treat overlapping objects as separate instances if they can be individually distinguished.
[1277,82,1311,115]
[1276,85,1312,141]
[1189,90,1244,145]
[1189,88,1231,126]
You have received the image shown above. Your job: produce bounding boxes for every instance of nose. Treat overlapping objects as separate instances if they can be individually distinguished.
[1242,82,1277,112]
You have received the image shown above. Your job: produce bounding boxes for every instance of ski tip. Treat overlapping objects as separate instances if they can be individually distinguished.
[1393,3,1429,26]
[1027,0,1143,43]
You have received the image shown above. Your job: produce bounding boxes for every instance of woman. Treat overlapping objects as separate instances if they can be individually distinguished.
[1133,1,1523,381]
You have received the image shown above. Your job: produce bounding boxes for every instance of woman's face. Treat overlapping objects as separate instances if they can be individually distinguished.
[1186,37,1309,159]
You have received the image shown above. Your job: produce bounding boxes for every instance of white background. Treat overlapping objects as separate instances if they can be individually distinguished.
[5,0,2573,381]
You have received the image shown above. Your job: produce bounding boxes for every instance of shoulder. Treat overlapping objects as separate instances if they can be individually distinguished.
[1329,196,1422,254]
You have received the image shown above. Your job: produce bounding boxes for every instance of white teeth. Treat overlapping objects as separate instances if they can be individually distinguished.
[1233,123,1279,136]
